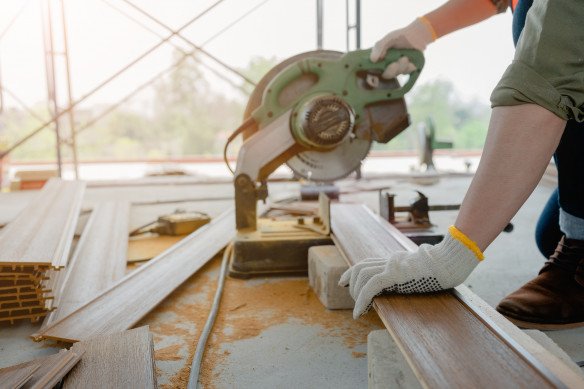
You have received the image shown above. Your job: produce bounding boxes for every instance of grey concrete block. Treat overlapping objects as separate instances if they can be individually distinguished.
[367,330,421,389]
[308,245,354,310]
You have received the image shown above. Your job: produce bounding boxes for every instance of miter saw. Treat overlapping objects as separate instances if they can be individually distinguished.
[226,48,424,277]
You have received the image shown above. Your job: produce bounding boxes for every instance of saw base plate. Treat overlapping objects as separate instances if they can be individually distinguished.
[229,219,332,278]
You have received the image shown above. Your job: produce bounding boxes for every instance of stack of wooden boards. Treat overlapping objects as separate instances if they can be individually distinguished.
[0,326,157,388]
[0,177,235,341]
[0,177,235,386]
[0,179,85,324]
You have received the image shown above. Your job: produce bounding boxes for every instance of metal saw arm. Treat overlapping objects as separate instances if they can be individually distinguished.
[234,110,303,230]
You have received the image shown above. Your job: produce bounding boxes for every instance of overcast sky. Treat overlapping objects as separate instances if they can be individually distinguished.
[0,0,515,110]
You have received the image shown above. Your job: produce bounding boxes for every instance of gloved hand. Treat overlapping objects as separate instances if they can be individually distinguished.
[370,17,436,79]
[339,226,483,319]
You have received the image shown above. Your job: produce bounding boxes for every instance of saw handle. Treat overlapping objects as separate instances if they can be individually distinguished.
[349,48,424,103]
[251,48,424,123]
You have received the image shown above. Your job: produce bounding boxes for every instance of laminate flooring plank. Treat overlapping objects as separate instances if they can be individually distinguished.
[63,326,156,389]
[33,209,234,343]
[2,349,84,389]
[331,203,581,389]
[0,361,40,389]
[42,202,129,328]
[0,179,86,268]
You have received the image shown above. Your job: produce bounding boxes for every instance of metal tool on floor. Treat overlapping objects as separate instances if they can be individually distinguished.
[224,48,424,277]
[380,189,513,245]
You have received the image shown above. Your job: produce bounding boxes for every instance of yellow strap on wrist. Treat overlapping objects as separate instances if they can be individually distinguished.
[418,16,438,41]
[448,225,484,261]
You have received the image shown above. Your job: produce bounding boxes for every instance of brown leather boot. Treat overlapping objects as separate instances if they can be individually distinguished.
[496,236,584,330]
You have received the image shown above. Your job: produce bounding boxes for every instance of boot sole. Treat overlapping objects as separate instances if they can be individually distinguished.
[503,315,584,330]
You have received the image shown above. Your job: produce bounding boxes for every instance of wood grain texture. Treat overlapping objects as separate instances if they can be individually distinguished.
[63,326,156,389]
[0,178,86,268]
[331,203,582,389]
[9,349,84,389]
[453,285,584,388]
[41,202,130,328]
[0,361,40,389]
[33,209,234,342]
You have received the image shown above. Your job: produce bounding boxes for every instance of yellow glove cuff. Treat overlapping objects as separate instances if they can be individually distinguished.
[418,16,438,41]
[448,225,484,261]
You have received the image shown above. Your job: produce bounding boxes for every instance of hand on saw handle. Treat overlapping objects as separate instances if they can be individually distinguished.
[370,18,436,79]
[371,0,503,79]
[339,226,484,319]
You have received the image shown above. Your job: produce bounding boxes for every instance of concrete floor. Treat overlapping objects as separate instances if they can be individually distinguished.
[0,173,583,388]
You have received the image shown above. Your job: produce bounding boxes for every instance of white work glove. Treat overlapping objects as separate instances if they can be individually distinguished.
[370,17,435,79]
[339,226,483,319]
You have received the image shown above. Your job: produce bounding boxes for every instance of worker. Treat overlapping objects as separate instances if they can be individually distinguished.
[340,0,584,329]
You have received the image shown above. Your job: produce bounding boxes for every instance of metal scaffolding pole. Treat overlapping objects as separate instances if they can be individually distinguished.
[59,0,79,178]
[316,0,323,49]
[41,0,63,177]
[346,0,361,51]
[0,1,235,159]
[40,0,78,178]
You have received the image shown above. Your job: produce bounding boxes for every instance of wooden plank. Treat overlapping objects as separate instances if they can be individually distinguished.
[453,285,584,389]
[0,311,47,323]
[42,202,129,328]
[0,178,85,268]
[331,203,584,389]
[32,209,234,342]
[0,362,40,389]
[1,349,84,389]
[63,326,156,389]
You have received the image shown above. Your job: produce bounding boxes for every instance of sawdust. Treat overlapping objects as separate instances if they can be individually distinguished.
[155,344,183,361]
[352,351,366,358]
[143,256,383,389]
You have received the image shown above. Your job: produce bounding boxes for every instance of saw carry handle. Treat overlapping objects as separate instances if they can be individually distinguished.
[251,48,424,124]
[348,48,424,103]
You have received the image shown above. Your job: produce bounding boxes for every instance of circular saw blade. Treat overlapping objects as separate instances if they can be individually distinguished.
[243,51,378,182]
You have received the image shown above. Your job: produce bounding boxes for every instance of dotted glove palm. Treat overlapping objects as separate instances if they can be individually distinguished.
[370,17,436,79]
[339,226,483,319]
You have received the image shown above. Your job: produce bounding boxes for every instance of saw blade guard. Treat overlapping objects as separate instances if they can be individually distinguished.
[240,49,424,181]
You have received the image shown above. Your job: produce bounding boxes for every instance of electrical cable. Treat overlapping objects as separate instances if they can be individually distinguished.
[187,243,233,389]
[223,117,256,175]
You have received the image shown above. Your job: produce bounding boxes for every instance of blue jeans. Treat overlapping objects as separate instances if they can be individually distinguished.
[513,0,584,257]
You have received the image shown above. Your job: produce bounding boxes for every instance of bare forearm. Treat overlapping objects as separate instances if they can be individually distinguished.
[455,105,565,251]
[425,0,498,38]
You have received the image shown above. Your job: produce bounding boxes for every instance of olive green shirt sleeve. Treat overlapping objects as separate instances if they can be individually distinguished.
[491,0,584,122]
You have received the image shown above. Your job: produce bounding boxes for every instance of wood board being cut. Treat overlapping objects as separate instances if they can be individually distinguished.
[331,203,584,389]
[33,208,235,343]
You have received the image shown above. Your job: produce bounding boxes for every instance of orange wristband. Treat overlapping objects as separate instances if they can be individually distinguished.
[449,225,485,261]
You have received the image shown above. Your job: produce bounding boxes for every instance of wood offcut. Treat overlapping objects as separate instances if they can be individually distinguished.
[32,208,235,343]
[63,326,156,389]
[0,348,82,389]
[0,361,40,389]
[331,203,584,389]
[42,202,130,328]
